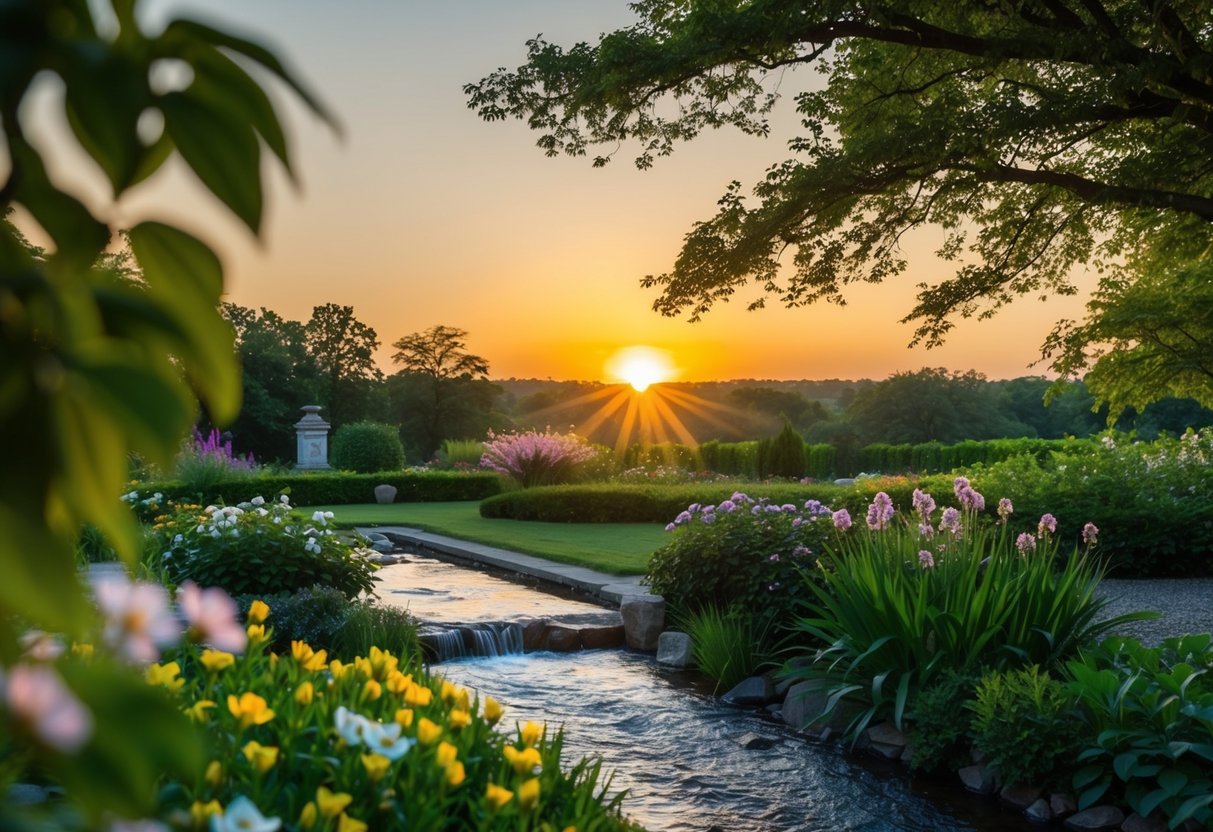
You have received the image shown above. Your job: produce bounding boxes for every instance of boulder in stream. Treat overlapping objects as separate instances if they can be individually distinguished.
[620,595,664,651]
[656,631,693,668]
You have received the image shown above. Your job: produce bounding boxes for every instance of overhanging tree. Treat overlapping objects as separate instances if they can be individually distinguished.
[466,0,1213,406]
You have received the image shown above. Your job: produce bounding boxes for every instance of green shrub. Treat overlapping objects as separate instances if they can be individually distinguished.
[972,430,1213,576]
[681,605,768,693]
[331,599,420,662]
[620,442,701,471]
[645,492,834,629]
[1067,635,1213,826]
[331,421,406,473]
[234,586,353,653]
[908,670,979,773]
[157,495,378,599]
[971,666,1086,789]
[136,469,502,507]
[758,420,806,478]
[437,439,485,468]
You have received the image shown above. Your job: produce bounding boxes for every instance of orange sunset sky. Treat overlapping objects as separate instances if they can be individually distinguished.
[21,0,1098,383]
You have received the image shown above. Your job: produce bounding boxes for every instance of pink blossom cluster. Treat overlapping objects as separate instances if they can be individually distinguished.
[479,429,597,487]
[191,427,256,470]
[866,492,895,530]
[953,476,985,512]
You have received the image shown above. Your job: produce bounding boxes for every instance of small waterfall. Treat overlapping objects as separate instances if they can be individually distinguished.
[420,622,525,663]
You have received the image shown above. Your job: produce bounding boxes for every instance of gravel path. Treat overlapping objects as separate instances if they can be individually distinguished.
[1096,578,1213,644]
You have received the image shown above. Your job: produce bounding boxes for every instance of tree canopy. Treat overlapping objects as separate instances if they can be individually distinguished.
[466,0,1213,405]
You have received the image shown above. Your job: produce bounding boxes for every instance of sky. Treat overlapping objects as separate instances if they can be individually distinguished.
[22,0,1098,383]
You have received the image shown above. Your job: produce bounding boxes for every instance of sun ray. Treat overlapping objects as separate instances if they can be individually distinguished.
[649,389,698,447]
[656,387,749,438]
[575,387,632,439]
[615,394,641,457]
[522,384,623,421]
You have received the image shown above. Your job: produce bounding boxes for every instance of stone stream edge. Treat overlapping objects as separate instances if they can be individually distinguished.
[363,527,1173,832]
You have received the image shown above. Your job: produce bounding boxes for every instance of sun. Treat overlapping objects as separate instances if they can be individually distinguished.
[605,346,676,392]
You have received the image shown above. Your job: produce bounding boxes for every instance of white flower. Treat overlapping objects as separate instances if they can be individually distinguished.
[334,706,370,745]
[209,796,280,832]
[173,534,184,544]
[251,496,265,507]
[94,576,181,663]
[311,511,328,526]
[304,537,321,555]
[179,582,247,653]
[363,720,416,761]
[279,494,290,505]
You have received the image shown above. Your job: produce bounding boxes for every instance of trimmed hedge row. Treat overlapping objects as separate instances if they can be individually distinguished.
[479,477,955,524]
[139,470,502,506]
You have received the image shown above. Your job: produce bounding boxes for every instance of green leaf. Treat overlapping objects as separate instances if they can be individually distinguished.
[1078,779,1111,810]
[0,506,90,636]
[60,44,148,193]
[159,89,263,232]
[1171,793,1213,826]
[1073,764,1105,789]
[1114,751,1140,781]
[1159,767,1189,797]
[8,137,108,270]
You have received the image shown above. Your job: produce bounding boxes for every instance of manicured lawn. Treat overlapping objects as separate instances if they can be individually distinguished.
[302,501,664,575]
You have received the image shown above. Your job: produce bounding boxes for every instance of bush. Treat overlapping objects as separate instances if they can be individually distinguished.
[680,605,769,693]
[908,670,979,773]
[156,495,378,599]
[1066,635,1213,826]
[782,479,1151,740]
[135,469,502,508]
[972,430,1213,576]
[645,492,835,628]
[480,428,597,487]
[971,666,1086,789]
[331,421,406,473]
[234,586,356,653]
[436,439,485,469]
[757,420,806,478]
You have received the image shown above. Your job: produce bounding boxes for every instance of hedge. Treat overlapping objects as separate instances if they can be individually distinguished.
[138,470,503,507]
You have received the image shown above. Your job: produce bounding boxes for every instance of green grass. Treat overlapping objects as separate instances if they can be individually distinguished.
[302,501,663,575]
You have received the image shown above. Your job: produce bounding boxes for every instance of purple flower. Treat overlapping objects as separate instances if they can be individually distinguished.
[918,523,934,538]
[792,517,803,528]
[702,505,716,514]
[952,476,971,498]
[765,504,782,514]
[911,489,936,519]
[803,500,826,515]
[997,498,1013,522]
[939,507,961,536]
[751,505,763,516]
[664,523,676,532]
[832,509,852,531]
[866,492,895,531]
[688,503,701,514]
[675,511,692,525]
[719,500,736,513]
[957,486,985,512]
[781,503,797,513]
[1016,532,1037,553]
[731,492,752,504]
[793,545,812,558]
[918,550,935,569]
[1082,522,1099,546]
[1038,513,1057,536]
[701,513,716,524]
[769,553,781,562]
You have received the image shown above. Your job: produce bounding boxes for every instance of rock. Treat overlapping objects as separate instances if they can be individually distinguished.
[371,540,394,553]
[580,625,625,649]
[543,626,581,652]
[373,484,397,504]
[782,679,859,733]
[521,619,550,652]
[364,532,389,541]
[773,658,813,697]
[866,722,909,748]
[1025,798,1053,824]
[1001,784,1042,810]
[722,676,776,706]
[734,732,779,750]
[656,631,694,668]
[900,744,915,764]
[1050,794,1078,818]
[1122,814,1167,832]
[7,784,50,806]
[1064,806,1124,831]
[620,595,664,651]
[958,764,997,795]
[833,478,856,486]
[764,704,782,719]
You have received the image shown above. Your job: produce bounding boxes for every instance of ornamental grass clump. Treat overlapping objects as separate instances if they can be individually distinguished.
[784,478,1153,740]
[480,428,597,488]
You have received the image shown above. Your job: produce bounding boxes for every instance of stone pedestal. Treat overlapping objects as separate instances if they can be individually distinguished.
[294,405,331,470]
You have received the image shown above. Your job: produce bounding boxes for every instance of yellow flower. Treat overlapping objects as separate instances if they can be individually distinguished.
[394,708,414,728]
[247,599,270,625]
[299,802,318,830]
[385,670,413,695]
[184,699,217,723]
[440,680,470,709]
[503,745,542,775]
[445,761,466,787]
[145,661,184,691]
[70,642,94,660]
[518,777,540,810]
[295,681,315,706]
[362,645,398,680]
[205,760,223,787]
[316,786,353,819]
[482,696,503,726]
[337,814,368,832]
[448,708,470,730]
[292,640,328,672]
[361,752,391,783]
[485,784,513,811]
[189,799,222,829]
[227,692,274,728]
[241,740,279,773]
[404,683,433,707]
[436,741,458,768]
[521,721,543,747]
[416,717,442,746]
[200,649,235,673]
[246,623,266,642]
[562,827,577,832]
[329,659,352,680]
[362,679,383,701]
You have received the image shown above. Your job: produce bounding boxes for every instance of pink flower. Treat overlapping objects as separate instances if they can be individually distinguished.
[957,486,985,512]
[866,492,895,531]
[94,576,181,664]
[911,489,936,519]
[997,498,1013,523]
[917,550,935,569]
[4,663,93,752]
[939,507,961,536]
[1016,532,1037,553]
[918,523,934,538]
[1038,514,1058,536]
[1082,522,1099,546]
[952,477,971,498]
[179,582,247,653]
[832,509,853,531]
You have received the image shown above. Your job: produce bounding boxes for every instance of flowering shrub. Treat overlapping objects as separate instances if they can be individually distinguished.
[480,429,597,488]
[783,479,1151,739]
[645,493,835,627]
[175,429,258,497]
[154,494,378,599]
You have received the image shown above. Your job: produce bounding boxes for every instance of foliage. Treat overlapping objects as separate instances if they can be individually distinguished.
[972,429,1213,576]
[680,605,769,693]
[305,304,385,428]
[175,428,259,497]
[329,600,420,663]
[137,469,502,508]
[156,495,379,599]
[784,481,1151,740]
[437,439,486,469]
[620,442,701,472]
[1067,635,1213,827]
[466,1,1213,367]
[612,466,730,485]
[646,493,834,628]
[331,421,406,474]
[907,670,978,774]
[757,420,806,479]
[480,429,597,488]
[727,386,830,435]
[234,587,351,653]
[698,440,761,479]
[970,666,1086,789]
